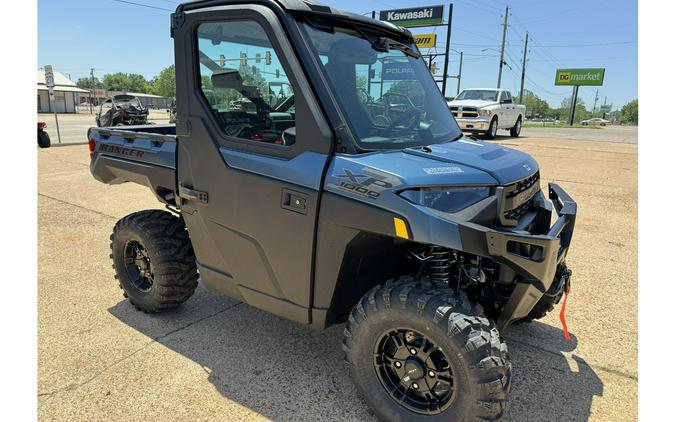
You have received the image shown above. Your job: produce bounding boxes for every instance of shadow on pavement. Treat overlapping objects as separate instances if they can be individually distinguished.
[109,287,602,421]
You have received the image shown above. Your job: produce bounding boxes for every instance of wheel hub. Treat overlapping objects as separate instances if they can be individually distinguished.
[374,328,456,415]
[123,240,154,292]
[404,358,425,380]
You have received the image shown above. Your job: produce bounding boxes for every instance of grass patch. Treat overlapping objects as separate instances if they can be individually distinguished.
[522,123,601,129]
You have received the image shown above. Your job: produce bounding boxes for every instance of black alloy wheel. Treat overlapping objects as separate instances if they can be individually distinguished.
[374,328,456,415]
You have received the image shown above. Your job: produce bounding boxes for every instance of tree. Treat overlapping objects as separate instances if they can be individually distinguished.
[150,65,176,98]
[515,90,551,118]
[101,72,150,93]
[76,77,101,90]
[619,100,638,124]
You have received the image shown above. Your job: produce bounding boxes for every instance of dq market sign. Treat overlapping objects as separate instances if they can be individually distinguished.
[555,68,605,86]
[380,5,444,27]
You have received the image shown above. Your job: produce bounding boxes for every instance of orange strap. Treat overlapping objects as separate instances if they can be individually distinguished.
[559,286,571,341]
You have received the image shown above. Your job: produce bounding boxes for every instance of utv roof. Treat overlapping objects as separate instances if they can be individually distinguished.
[177,0,412,40]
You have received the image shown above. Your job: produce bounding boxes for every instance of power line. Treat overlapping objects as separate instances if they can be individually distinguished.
[108,0,172,12]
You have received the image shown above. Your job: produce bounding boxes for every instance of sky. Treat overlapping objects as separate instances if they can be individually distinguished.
[37,0,637,109]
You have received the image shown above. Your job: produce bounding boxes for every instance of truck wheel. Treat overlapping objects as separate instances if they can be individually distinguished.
[484,117,498,140]
[509,117,522,137]
[343,277,511,421]
[110,210,198,313]
[38,131,51,148]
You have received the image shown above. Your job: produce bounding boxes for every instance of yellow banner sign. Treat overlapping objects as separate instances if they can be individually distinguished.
[413,33,437,48]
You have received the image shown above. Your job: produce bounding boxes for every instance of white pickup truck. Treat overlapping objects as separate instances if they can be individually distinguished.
[447,88,525,139]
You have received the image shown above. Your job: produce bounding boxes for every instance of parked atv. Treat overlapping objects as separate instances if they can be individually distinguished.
[95,94,149,127]
[88,1,578,420]
[38,122,50,148]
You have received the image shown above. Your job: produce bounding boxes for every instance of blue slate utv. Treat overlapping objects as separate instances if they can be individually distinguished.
[89,1,576,420]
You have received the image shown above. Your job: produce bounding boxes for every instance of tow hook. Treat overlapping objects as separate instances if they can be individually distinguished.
[559,267,573,341]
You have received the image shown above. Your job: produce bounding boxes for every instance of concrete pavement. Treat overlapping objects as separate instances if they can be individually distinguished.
[519,125,637,144]
[38,137,637,421]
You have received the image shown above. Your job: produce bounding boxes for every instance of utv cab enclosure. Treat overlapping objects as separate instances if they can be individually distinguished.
[89,1,577,420]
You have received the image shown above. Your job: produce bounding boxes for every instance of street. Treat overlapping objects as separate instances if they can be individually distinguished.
[38,132,637,421]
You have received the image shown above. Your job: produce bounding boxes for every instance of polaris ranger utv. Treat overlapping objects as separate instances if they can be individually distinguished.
[89,1,576,420]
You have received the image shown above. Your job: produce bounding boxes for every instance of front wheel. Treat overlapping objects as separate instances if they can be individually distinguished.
[510,117,522,137]
[484,117,498,140]
[343,277,511,421]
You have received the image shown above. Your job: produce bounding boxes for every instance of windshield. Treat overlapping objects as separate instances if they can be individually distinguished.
[299,22,462,150]
[455,90,499,102]
[114,96,143,109]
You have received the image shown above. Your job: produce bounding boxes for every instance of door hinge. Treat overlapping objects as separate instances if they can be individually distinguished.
[178,183,208,204]
[170,12,185,37]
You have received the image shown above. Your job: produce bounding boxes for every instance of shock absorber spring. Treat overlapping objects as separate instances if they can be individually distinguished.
[428,247,453,285]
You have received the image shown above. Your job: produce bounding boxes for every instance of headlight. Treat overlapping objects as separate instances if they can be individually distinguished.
[400,187,491,213]
[480,109,493,116]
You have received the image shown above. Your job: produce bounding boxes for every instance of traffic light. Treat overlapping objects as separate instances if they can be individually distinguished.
[255,52,261,64]
[430,62,438,75]
[265,51,272,65]
[275,68,280,78]
[240,52,247,66]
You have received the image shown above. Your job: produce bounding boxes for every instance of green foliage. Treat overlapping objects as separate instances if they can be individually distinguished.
[388,81,424,106]
[619,99,638,124]
[515,90,550,118]
[101,72,150,93]
[150,65,176,98]
[76,77,102,90]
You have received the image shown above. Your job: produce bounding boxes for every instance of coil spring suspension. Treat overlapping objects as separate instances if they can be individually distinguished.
[428,247,453,285]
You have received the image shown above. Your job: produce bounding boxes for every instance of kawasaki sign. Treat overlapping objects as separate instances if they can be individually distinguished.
[555,68,605,86]
[380,5,444,28]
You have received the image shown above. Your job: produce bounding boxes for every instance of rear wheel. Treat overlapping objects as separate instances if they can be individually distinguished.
[343,277,511,421]
[484,117,498,140]
[38,130,51,148]
[110,210,198,312]
[509,116,522,137]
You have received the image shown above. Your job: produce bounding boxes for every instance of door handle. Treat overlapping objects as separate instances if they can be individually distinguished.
[178,183,208,204]
[281,188,308,214]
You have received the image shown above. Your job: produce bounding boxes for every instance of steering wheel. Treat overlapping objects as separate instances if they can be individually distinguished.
[387,106,422,131]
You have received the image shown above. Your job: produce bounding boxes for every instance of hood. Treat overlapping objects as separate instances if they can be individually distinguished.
[326,137,539,195]
[448,99,498,108]
[403,138,538,184]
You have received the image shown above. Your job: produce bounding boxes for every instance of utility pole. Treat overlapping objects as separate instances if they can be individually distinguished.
[90,68,95,114]
[441,3,454,96]
[592,89,599,116]
[497,5,509,88]
[518,31,528,104]
[456,51,463,96]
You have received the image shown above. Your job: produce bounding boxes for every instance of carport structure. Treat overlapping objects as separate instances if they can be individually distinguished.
[37,69,89,113]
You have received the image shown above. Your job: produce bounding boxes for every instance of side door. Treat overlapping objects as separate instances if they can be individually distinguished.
[173,5,333,324]
[499,91,515,128]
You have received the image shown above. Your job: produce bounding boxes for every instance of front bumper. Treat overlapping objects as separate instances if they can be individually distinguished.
[458,183,577,328]
[455,117,491,132]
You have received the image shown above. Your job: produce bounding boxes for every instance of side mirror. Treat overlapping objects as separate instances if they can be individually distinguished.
[211,68,243,91]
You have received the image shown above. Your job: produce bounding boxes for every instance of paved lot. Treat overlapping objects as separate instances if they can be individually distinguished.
[519,125,637,144]
[37,111,170,145]
[38,135,637,421]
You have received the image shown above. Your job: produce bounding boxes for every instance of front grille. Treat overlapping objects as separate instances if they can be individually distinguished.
[449,106,479,118]
[506,172,540,198]
[504,196,534,221]
[501,171,540,224]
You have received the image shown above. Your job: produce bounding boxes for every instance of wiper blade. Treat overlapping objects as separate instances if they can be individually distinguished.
[383,39,421,59]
